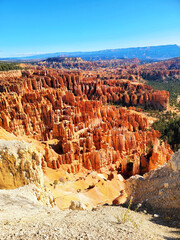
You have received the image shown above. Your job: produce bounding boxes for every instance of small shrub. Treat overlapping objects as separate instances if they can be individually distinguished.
[115,197,141,227]
[53,179,59,185]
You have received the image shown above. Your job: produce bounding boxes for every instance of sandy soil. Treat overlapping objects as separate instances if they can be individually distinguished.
[43,168,125,210]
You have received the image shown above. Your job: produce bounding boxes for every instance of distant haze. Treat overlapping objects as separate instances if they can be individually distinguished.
[0,44,180,61]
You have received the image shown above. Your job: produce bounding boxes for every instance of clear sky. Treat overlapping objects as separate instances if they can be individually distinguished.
[0,0,180,57]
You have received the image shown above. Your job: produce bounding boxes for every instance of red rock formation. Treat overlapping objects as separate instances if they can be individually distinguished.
[0,68,173,177]
[149,139,173,170]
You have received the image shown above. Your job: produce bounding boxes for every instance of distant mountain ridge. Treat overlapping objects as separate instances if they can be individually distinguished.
[1,44,180,61]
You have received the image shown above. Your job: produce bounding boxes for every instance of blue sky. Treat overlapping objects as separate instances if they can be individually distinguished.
[0,0,180,57]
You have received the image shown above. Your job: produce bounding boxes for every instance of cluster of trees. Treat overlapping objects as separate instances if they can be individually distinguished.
[153,115,180,151]
[0,62,22,71]
[146,79,180,110]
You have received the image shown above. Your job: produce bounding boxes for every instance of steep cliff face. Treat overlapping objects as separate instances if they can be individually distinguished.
[0,69,172,177]
[0,140,43,189]
[0,139,56,207]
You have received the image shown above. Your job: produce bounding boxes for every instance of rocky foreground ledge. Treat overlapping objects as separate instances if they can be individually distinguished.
[125,149,180,219]
[0,142,180,239]
[0,185,180,240]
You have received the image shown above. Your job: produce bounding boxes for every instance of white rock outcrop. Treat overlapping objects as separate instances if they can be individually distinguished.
[125,150,180,217]
[167,149,180,171]
[0,140,43,189]
[0,140,56,207]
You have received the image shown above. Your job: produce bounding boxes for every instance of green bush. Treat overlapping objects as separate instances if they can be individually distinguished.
[153,116,180,151]
[53,179,59,185]
[0,62,22,71]
[146,79,180,110]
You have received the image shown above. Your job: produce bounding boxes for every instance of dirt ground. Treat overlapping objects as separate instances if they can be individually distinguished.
[0,185,179,240]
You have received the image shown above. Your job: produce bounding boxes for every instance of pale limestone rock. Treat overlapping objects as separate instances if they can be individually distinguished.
[125,151,180,218]
[0,140,43,189]
[0,140,56,207]
[167,150,180,171]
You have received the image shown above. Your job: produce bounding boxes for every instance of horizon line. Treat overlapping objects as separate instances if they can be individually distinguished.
[0,43,179,59]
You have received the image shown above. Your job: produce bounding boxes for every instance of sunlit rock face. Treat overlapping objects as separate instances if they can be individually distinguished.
[125,150,180,218]
[0,69,172,177]
[0,139,56,207]
[0,140,43,189]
